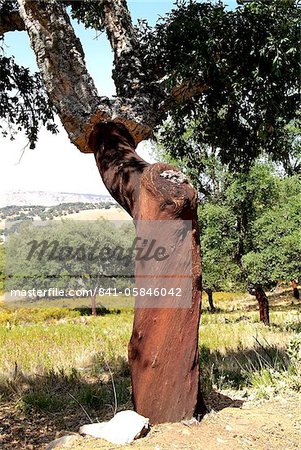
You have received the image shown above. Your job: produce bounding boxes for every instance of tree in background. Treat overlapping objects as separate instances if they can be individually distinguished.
[249,285,270,326]
[242,175,301,288]
[291,280,300,300]
[0,0,299,421]
[0,244,5,292]
[192,161,300,322]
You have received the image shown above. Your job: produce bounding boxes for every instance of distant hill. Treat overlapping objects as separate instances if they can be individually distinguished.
[0,190,116,207]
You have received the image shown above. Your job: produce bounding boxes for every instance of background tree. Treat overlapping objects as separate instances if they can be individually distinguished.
[242,175,301,288]
[0,0,300,423]
[5,219,136,307]
[152,0,300,171]
[190,158,300,322]
[0,244,5,292]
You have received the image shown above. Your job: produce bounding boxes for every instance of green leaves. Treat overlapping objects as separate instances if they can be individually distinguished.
[65,0,105,31]
[147,0,300,169]
[196,160,301,290]
[0,54,58,148]
[242,176,301,285]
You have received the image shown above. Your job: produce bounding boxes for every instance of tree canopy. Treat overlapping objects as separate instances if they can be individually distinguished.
[198,161,301,291]
[148,0,300,170]
[0,0,300,167]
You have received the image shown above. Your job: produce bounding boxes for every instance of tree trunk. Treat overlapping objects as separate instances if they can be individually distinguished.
[254,286,270,326]
[291,279,300,300]
[204,288,216,313]
[16,0,207,424]
[91,294,97,316]
[90,122,206,424]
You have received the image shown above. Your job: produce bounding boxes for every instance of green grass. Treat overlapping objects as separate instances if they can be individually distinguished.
[0,290,300,418]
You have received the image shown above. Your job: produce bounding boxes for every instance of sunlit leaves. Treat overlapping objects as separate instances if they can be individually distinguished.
[0,54,58,148]
[146,0,300,169]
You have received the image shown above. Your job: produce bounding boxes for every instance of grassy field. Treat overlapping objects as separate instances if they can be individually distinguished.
[0,289,300,448]
[54,206,131,222]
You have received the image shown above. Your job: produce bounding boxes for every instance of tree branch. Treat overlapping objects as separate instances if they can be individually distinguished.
[159,80,210,113]
[0,10,25,35]
[17,0,110,147]
[17,0,154,151]
[99,0,145,98]
[12,1,209,150]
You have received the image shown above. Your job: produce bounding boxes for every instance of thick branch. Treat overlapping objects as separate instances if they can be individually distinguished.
[157,79,210,114]
[17,0,154,151]
[17,0,108,143]
[99,0,146,98]
[0,10,24,35]
[90,122,149,217]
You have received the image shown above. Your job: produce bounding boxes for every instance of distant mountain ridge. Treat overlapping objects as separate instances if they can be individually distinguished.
[0,191,115,207]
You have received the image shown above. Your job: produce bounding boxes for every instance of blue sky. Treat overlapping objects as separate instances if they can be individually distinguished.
[0,1,238,199]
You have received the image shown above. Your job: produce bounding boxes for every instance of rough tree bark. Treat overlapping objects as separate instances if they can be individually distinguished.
[14,0,206,423]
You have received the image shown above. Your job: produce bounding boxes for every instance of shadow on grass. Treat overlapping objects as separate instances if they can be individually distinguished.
[0,353,131,448]
[200,342,290,395]
[0,339,293,448]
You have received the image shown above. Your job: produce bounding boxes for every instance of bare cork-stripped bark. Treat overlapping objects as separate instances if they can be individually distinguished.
[291,279,300,300]
[90,123,206,424]
[252,286,270,326]
[204,288,216,313]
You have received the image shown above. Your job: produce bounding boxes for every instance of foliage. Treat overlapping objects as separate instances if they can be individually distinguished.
[1,0,300,161]
[4,219,136,296]
[0,30,58,147]
[66,0,105,31]
[281,120,301,176]
[199,202,241,290]
[242,175,301,285]
[149,0,300,169]
[197,161,301,290]
[0,201,116,221]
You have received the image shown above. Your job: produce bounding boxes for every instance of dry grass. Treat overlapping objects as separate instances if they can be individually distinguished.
[0,290,300,421]
[55,207,131,222]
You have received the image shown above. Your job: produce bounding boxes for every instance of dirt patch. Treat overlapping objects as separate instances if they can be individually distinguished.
[1,392,300,449]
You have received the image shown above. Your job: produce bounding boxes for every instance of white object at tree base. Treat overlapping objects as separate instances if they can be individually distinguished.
[79,410,150,445]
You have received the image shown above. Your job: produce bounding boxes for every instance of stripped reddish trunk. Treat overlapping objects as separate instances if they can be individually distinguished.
[254,286,270,325]
[204,288,216,313]
[291,279,300,300]
[90,122,206,424]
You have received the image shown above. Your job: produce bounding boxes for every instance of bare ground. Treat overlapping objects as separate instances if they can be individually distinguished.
[1,391,300,449]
